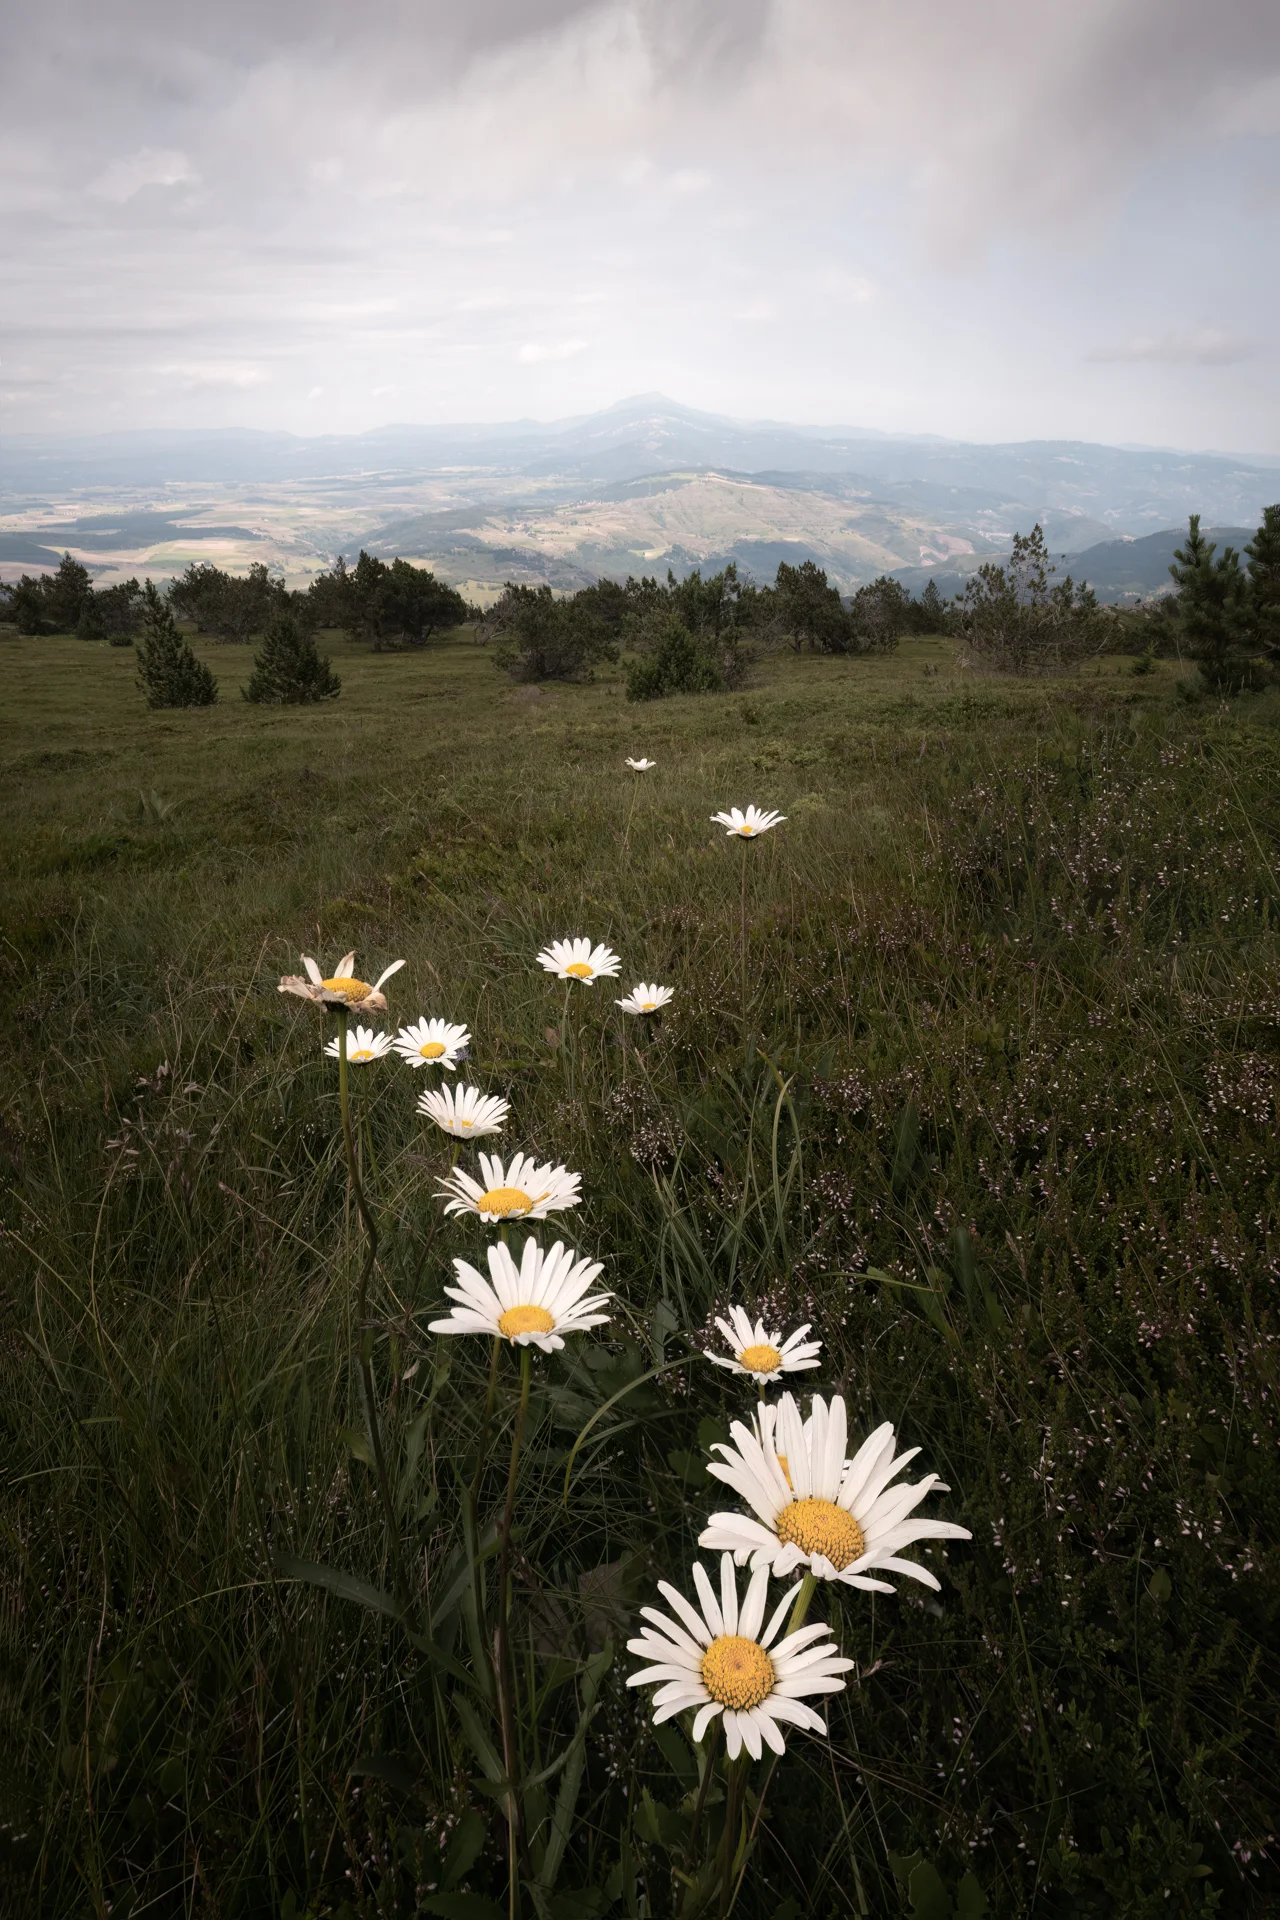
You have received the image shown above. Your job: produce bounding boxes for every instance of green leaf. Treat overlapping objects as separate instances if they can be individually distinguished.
[440,1810,486,1890]
[422,1897,504,1920]
[652,1722,697,1791]
[908,1859,952,1920]
[339,1424,375,1468]
[666,1448,708,1486]
[350,1752,421,1794]
[956,1871,988,1918]
[1148,1567,1172,1604]
[273,1554,397,1619]
[547,1891,606,1920]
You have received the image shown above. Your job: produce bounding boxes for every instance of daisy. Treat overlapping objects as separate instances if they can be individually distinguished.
[616,983,674,1016]
[704,1306,821,1384]
[699,1392,971,1592]
[279,951,405,1012]
[626,757,656,771]
[536,937,622,985]
[417,1083,509,1139]
[393,1017,470,1070]
[323,1025,392,1064]
[711,806,785,839]
[437,1149,582,1222]
[428,1236,610,1351]
[626,1553,853,1761]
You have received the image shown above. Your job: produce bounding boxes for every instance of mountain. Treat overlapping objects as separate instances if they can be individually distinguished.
[4,394,1278,535]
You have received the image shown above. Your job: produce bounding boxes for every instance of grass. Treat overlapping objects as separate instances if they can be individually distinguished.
[1,625,1278,1917]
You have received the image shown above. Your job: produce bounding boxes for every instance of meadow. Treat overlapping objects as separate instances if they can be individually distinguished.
[1,627,1278,1918]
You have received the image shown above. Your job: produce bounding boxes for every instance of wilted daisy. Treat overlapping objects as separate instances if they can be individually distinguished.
[704,1306,821,1384]
[626,757,656,771]
[616,983,674,1017]
[536,938,622,985]
[437,1149,582,1222]
[417,1083,509,1139]
[700,1392,970,1592]
[393,1017,470,1070]
[428,1236,610,1350]
[711,806,785,839]
[280,951,406,1012]
[324,1025,392,1064]
[627,1553,852,1760]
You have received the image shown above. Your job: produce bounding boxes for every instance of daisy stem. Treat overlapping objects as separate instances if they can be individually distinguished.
[337,1009,415,1629]
[739,836,749,1031]
[679,1720,721,1889]
[495,1343,533,1905]
[623,772,639,851]
[786,1571,817,1634]
[722,1578,818,1919]
[716,1752,750,1918]
[561,982,573,1097]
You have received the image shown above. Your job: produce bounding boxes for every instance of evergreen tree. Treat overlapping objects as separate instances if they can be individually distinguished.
[918,578,948,633]
[243,610,341,704]
[1245,502,1280,664]
[46,553,93,632]
[1169,515,1255,692]
[135,582,218,708]
[76,592,107,641]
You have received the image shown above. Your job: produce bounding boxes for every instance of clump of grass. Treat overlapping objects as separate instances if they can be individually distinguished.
[0,631,1276,1915]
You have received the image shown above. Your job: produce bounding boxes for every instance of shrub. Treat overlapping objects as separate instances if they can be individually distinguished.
[625,612,745,700]
[487,584,619,681]
[169,561,289,642]
[135,582,218,708]
[242,611,341,704]
[305,551,468,650]
[958,524,1105,673]
[78,579,144,646]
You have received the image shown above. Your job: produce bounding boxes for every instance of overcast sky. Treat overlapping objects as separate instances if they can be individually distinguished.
[3,0,1279,449]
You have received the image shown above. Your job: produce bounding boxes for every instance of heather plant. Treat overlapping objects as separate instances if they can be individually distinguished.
[1,629,1276,1918]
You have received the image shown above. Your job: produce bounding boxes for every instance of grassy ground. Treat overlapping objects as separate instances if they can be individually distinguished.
[2,627,1278,1917]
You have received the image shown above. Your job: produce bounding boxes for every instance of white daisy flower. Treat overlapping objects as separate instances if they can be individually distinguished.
[417,1083,509,1139]
[626,1553,853,1761]
[704,1306,821,1383]
[615,983,674,1017]
[437,1150,582,1222]
[699,1392,971,1592]
[626,757,656,771]
[711,806,786,839]
[323,1024,392,1064]
[428,1236,611,1350]
[280,951,406,1012]
[392,1017,470,1070]
[536,938,622,985]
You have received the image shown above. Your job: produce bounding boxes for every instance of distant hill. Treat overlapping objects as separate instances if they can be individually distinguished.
[4,394,1278,537]
[888,526,1258,606]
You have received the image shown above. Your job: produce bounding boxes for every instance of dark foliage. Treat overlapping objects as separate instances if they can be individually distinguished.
[625,611,745,699]
[306,550,468,650]
[169,561,289,642]
[77,578,144,645]
[242,610,341,704]
[6,553,94,635]
[958,524,1105,672]
[485,581,620,681]
[135,581,218,708]
[1245,504,1280,665]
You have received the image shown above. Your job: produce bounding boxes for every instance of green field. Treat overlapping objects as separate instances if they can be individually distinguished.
[3,628,1278,1917]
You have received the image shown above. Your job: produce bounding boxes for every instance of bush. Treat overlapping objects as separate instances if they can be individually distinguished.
[958,524,1105,673]
[77,579,144,646]
[242,611,341,704]
[487,584,619,682]
[305,552,468,650]
[626,612,745,700]
[169,561,288,642]
[135,582,218,708]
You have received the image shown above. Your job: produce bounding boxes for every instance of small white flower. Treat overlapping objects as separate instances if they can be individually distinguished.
[699,1392,971,1592]
[418,1083,509,1139]
[437,1150,582,1222]
[536,937,622,985]
[428,1236,611,1350]
[280,951,405,1012]
[626,1553,853,1761]
[323,1024,392,1064]
[392,1017,470,1070]
[704,1306,821,1383]
[616,983,674,1016]
[626,757,656,771]
[711,806,785,839]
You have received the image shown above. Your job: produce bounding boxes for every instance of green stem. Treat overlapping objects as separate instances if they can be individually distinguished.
[337,1008,415,1628]
[623,773,640,852]
[723,1571,819,1915]
[495,1343,533,1911]
[739,837,749,1031]
[716,1753,749,1918]
[679,1719,721,1895]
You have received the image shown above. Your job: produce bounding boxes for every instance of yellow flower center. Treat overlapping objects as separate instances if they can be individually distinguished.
[700,1635,775,1710]
[458,1119,474,1129]
[322,976,372,1001]
[739,1342,783,1374]
[478,1185,535,1217]
[497,1304,556,1338]
[349,1048,374,1061]
[417,1040,446,1058]
[640,1001,657,1012]
[564,961,594,979]
[740,825,755,834]
[775,1498,866,1571]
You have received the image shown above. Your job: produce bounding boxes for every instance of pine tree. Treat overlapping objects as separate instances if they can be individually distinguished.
[918,578,948,633]
[1169,515,1255,692]
[1245,502,1280,663]
[76,591,107,641]
[135,582,218,709]
[242,610,341,704]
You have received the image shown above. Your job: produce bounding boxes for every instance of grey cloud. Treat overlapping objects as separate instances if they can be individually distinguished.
[1087,330,1260,367]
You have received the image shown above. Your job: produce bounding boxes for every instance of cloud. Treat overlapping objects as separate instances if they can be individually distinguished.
[88,147,197,202]
[1087,329,1259,367]
[517,338,590,363]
